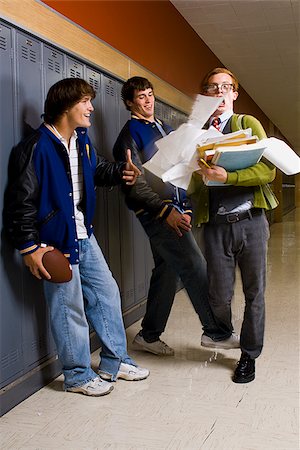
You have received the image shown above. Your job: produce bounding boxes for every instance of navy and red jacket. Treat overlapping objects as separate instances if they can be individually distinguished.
[113,116,192,220]
[3,124,125,264]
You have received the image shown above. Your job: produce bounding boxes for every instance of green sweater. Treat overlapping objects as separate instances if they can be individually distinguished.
[187,114,279,225]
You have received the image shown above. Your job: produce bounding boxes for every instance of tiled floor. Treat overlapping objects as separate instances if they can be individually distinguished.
[1,209,299,449]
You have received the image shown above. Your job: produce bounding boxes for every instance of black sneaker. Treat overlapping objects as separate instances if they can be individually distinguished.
[232,352,255,384]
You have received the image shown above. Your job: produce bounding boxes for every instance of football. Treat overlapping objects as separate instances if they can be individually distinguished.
[41,248,72,283]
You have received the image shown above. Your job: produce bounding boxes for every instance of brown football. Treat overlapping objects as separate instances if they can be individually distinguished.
[41,248,72,283]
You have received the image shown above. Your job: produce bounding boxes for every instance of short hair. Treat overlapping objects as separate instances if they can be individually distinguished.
[43,78,95,124]
[121,76,154,111]
[200,68,239,93]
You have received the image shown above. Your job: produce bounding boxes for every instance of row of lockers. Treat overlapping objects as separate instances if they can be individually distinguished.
[0,20,187,391]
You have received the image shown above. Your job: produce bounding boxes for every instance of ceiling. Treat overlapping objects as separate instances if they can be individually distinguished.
[171,0,300,154]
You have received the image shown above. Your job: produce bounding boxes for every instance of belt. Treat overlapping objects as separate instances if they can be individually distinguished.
[210,208,263,224]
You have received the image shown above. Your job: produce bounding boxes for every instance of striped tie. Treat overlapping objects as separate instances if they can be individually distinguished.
[212,117,221,131]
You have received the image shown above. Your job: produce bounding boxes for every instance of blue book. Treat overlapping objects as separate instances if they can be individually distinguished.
[204,143,266,186]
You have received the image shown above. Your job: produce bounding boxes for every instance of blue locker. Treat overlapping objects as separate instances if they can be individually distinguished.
[100,74,122,287]
[15,31,55,368]
[86,67,108,260]
[115,81,135,310]
[66,56,83,78]
[0,22,24,387]
[15,31,43,140]
[43,45,65,95]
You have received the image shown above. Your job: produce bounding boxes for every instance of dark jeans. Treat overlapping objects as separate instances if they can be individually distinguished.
[139,213,231,342]
[204,212,270,358]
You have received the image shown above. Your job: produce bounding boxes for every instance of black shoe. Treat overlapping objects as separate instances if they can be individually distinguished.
[232,352,255,384]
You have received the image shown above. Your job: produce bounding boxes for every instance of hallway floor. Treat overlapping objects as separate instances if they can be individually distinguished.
[1,209,299,449]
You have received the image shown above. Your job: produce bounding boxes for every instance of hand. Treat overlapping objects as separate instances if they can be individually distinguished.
[198,161,228,183]
[122,149,141,185]
[166,208,192,237]
[23,246,54,280]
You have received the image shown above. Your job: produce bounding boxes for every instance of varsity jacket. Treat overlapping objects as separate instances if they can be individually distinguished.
[113,116,192,220]
[187,114,279,225]
[3,124,125,264]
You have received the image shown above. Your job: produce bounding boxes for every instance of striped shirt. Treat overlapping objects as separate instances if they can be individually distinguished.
[51,126,88,239]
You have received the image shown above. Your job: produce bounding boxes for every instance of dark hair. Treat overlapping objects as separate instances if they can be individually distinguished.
[121,76,154,111]
[43,78,95,124]
[200,68,239,93]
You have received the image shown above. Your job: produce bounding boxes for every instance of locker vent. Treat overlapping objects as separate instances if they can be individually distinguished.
[1,349,20,369]
[89,77,100,92]
[70,68,81,78]
[105,84,115,96]
[47,57,61,74]
[21,45,37,63]
[0,35,7,51]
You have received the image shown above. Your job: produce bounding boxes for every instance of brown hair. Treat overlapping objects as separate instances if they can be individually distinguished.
[43,78,95,124]
[200,68,239,93]
[121,76,154,111]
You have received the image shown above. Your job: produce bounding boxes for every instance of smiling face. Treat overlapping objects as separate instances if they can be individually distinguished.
[66,95,94,129]
[126,88,155,121]
[206,72,238,117]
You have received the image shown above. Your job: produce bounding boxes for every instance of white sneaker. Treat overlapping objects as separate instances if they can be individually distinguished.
[201,333,240,349]
[99,363,150,381]
[66,377,113,396]
[132,333,175,356]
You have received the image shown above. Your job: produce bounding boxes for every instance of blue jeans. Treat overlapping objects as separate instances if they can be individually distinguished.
[43,234,135,388]
[139,213,231,342]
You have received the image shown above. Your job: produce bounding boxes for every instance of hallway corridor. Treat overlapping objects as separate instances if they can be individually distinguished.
[1,209,299,450]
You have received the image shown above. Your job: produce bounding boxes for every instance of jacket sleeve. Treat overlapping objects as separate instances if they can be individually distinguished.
[226,160,276,186]
[3,132,41,254]
[113,123,173,219]
[93,151,126,187]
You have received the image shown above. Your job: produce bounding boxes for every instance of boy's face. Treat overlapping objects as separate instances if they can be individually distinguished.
[66,95,94,128]
[206,72,238,117]
[126,88,155,120]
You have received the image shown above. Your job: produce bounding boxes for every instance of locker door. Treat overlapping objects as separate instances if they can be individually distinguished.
[43,45,64,95]
[86,67,108,259]
[15,31,43,141]
[100,74,121,287]
[66,56,83,78]
[15,30,54,368]
[115,82,134,309]
[0,22,24,387]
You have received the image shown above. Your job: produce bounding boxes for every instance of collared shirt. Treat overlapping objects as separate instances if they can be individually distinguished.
[51,126,88,239]
[209,109,233,133]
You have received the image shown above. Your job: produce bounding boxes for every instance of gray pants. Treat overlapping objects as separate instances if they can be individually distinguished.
[204,212,270,358]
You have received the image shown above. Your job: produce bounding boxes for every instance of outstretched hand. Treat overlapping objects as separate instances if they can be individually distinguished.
[122,149,141,185]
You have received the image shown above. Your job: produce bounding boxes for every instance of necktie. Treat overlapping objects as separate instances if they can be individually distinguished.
[212,117,221,131]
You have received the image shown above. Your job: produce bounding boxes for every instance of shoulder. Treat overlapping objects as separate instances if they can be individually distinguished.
[231,114,267,139]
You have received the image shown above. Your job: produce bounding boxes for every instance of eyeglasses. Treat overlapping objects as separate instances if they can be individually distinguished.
[204,83,234,94]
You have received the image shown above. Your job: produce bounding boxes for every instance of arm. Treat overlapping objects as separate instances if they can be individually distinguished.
[113,124,191,235]
[94,149,140,186]
[199,160,276,186]
[3,134,54,279]
[113,123,174,218]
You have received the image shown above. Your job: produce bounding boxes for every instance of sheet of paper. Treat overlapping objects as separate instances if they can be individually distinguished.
[143,95,224,178]
[260,137,300,175]
[188,94,225,128]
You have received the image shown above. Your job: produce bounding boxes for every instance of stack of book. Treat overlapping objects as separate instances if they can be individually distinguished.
[196,131,267,186]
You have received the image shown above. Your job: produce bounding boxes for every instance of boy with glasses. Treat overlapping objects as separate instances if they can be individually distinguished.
[188,68,278,383]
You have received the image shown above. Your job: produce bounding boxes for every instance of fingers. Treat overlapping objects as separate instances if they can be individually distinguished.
[126,148,133,169]
[23,246,54,280]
